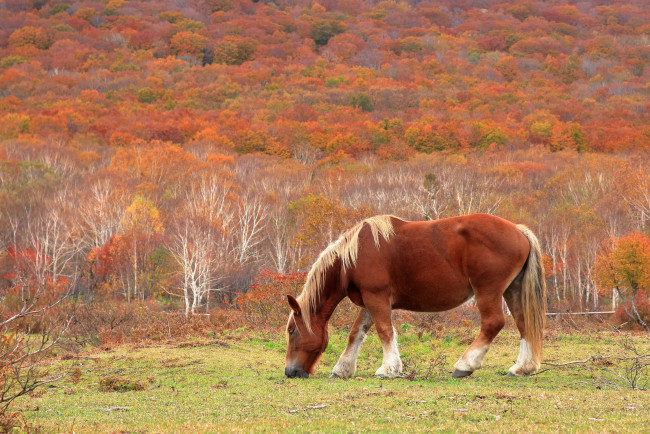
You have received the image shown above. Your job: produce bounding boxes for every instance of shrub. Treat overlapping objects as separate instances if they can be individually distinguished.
[137,87,158,103]
[170,31,209,60]
[99,376,145,392]
[214,36,256,65]
[235,270,306,330]
[8,26,51,50]
[613,295,650,331]
[50,3,69,15]
[0,56,26,68]
[311,19,345,47]
[349,92,373,112]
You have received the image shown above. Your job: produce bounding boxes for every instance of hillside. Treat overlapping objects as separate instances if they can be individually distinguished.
[0,1,649,338]
[1,0,649,156]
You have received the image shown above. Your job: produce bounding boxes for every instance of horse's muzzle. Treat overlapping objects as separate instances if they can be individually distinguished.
[285,365,309,378]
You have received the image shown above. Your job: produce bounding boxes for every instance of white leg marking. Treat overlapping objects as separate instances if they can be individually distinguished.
[454,345,490,372]
[508,339,539,376]
[375,327,403,378]
[331,329,367,379]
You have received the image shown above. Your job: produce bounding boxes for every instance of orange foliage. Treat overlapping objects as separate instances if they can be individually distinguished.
[8,26,51,50]
[0,0,649,334]
[170,31,209,60]
[594,233,650,296]
[0,0,643,157]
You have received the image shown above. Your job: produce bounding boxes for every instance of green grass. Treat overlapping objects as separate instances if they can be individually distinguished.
[19,328,650,432]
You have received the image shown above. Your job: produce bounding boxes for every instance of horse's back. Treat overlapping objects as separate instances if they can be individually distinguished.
[348,214,530,312]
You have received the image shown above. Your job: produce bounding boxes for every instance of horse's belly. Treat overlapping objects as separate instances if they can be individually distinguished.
[391,278,473,313]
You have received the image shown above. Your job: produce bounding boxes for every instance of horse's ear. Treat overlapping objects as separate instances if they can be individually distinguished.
[287,295,301,316]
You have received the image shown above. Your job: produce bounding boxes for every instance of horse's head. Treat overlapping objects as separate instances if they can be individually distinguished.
[284,295,329,378]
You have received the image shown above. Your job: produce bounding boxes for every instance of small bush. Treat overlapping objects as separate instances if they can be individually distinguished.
[0,55,26,68]
[310,19,345,47]
[137,87,158,103]
[235,270,306,330]
[613,295,650,330]
[70,367,82,385]
[99,376,145,392]
[0,407,24,432]
[349,92,373,112]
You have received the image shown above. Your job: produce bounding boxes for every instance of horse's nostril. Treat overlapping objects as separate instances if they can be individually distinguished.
[285,366,309,379]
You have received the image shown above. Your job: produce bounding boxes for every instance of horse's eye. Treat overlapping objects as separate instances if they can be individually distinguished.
[288,328,296,336]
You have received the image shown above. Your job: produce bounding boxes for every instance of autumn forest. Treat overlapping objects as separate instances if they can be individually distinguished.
[1,0,650,361]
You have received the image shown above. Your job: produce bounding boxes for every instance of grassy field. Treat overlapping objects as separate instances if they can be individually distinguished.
[19,327,649,432]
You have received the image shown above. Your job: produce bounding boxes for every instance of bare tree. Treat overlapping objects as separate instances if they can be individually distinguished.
[167,174,237,315]
[78,178,128,250]
[265,208,293,274]
[234,195,266,265]
[168,215,221,316]
[557,224,571,301]
[185,174,236,227]
[413,171,451,220]
[337,163,424,218]
[450,170,503,216]
[625,170,650,231]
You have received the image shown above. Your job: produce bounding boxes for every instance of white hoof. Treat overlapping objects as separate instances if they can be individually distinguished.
[507,362,538,377]
[374,360,403,378]
[508,339,539,376]
[454,346,489,372]
[331,361,355,379]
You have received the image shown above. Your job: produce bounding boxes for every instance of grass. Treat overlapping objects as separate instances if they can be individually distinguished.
[18,327,650,432]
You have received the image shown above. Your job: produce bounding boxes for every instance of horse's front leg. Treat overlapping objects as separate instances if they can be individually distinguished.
[365,298,403,378]
[331,308,373,379]
[375,325,402,378]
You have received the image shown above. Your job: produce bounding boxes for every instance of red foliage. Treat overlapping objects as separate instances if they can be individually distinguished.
[613,295,650,330]
[235,270,306,330]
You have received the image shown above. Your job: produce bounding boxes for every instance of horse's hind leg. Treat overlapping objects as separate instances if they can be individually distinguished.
[331,309,374,379]
[452,290,505,378]
[503,281,538,376]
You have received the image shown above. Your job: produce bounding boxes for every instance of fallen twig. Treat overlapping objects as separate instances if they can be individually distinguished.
[543,354,650,367]
[542,356,597,366]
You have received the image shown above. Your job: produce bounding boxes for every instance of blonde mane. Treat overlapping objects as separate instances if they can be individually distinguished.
[296,215,397,333]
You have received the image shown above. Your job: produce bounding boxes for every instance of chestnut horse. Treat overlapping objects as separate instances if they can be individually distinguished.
[285,214,546,379]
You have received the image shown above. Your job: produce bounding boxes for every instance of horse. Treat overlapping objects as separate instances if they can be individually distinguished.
[284,213,546,379]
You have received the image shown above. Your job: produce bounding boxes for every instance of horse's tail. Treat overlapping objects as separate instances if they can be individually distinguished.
[516,224,547,367]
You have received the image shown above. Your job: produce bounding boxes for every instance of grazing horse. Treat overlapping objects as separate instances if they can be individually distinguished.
[284,214,546,379]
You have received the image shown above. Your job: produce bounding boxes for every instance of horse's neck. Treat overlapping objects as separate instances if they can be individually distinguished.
[313,262,346,323]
